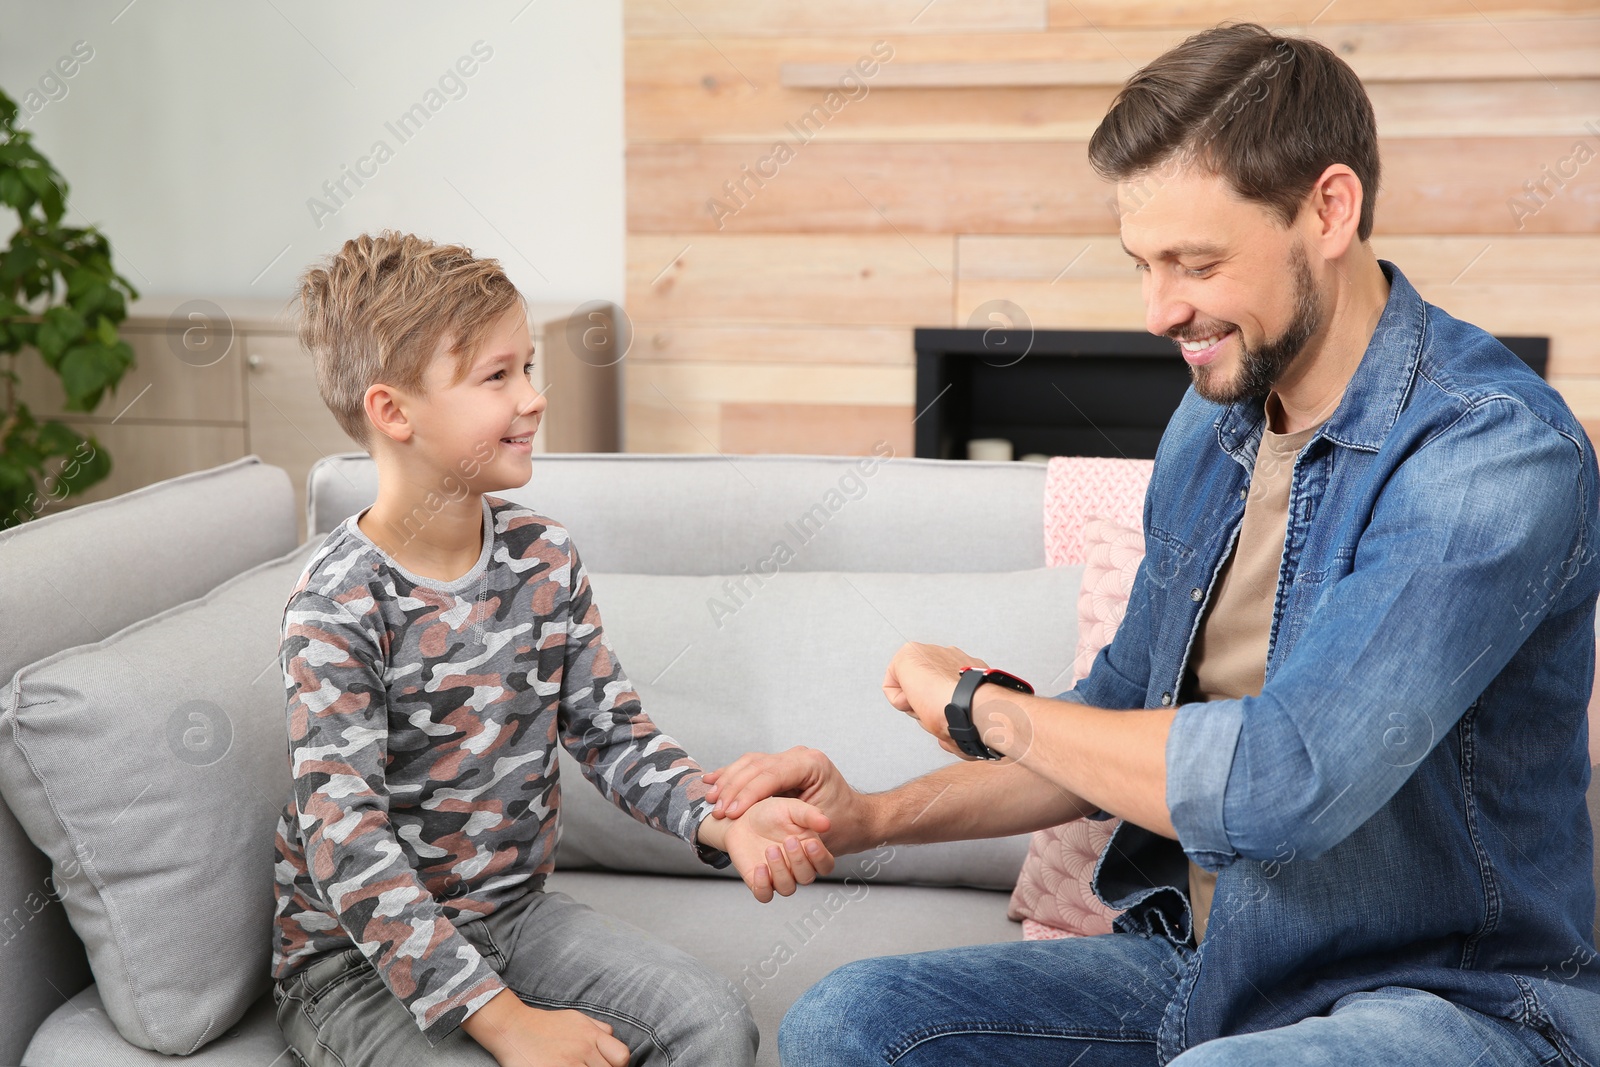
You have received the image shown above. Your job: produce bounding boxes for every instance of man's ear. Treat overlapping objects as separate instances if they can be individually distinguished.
[1303,163,1364,261]
[364,382,414,445]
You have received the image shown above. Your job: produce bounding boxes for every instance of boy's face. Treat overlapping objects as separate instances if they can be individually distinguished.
[401,304,546,492]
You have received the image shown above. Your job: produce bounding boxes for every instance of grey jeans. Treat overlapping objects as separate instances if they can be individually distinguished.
[272,885,758,1067]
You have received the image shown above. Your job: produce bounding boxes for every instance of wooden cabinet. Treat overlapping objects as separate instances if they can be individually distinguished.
[13,297,619,544]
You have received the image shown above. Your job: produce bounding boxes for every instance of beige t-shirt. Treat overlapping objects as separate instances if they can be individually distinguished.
[1182,392,1334,943]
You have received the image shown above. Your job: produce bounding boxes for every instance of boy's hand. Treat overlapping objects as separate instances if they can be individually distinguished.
[463,988,630,1067]
[698,796,835,903]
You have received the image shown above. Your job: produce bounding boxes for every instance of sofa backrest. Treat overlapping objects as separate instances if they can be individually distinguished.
[305,451,1049,573]
[0,456,298,1067]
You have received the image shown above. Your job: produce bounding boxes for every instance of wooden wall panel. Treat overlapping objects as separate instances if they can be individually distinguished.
[721,402,914,456]
[622,4,1600,457]
[628,143,1111,235]
[630,138,1600,236]
[630,324,913,365]
[626,1,1046,37]
[627,21,1599,89]
[625,361,914,453]
[627,235,955,326]
[1046,1,1595,28]
[628,74,1599,144]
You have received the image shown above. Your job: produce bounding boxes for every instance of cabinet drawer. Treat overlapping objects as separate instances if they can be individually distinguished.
[14,322,245,424]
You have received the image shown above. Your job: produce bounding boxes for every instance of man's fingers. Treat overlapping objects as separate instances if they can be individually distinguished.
[706,756,759,803]
[718,766,791,816]
[713,769,760,815]
[712,766,763,815]
[791,803,831,835]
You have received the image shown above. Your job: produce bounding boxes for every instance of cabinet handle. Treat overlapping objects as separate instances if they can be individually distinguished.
[247,354,262,369]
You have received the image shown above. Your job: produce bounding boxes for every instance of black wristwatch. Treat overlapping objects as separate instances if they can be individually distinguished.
[943,667,1034,760]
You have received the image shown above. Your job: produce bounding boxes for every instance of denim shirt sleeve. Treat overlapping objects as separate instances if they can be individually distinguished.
[1167,397,1589,872]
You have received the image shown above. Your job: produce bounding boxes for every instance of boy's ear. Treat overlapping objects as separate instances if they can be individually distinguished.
[364,382,415,444]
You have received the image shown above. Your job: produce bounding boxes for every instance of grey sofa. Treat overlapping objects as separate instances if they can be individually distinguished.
[0,451,1086,1066]
[3,452,1596,1066]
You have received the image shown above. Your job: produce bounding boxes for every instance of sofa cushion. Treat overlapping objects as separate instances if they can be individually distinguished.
[0,540,319,1056]
[553,566,1083,890]
[22,988,283,1067]
[0,455,297,688]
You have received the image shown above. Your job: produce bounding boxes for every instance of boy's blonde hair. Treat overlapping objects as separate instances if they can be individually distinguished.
[294,230,526,449]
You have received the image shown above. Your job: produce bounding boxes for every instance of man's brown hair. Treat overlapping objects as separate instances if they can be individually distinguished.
[294,230,525,449]
[1088,22,1381,241]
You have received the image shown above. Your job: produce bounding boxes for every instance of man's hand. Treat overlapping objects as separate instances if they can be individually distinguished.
[704,747,879,857]
[882,642,1001,757]
[698,796,836,903]
[462,987,630,1067]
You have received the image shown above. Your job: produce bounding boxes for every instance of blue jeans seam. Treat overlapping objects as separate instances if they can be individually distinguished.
[1509,976,1589,1067]
[1454,698,1500,970]
[887,1023,1159,1062]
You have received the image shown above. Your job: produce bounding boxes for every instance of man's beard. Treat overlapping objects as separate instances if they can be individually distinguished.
[1185,241,1323,406]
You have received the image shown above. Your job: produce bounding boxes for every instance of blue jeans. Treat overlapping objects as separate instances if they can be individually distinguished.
[778,932,1564,1066]
[273,886,758,1067]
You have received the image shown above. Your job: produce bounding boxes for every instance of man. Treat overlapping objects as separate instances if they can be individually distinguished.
[703,21,1600,1067]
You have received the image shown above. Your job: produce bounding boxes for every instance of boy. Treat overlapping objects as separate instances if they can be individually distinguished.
[269,230,835,1067]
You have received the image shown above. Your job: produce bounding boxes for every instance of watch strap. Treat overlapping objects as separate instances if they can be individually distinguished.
[944,667,1034,759]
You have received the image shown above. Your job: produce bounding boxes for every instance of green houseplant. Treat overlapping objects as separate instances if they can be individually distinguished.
[0,84,138,531]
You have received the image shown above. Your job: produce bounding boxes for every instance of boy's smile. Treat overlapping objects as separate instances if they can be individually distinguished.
[414,303,547,491]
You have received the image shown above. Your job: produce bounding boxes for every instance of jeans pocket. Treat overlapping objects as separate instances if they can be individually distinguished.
[465,920,508,970]
[280,946,369,1022]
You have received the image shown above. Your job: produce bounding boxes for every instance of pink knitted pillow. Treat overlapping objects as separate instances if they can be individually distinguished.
[1590,651,1600,767]
[1044,457,1153,567]
[1010,515,1142,939]
[1071,517,1147,685]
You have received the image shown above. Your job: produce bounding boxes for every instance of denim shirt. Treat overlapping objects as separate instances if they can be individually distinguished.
[1059,260,1600,1064]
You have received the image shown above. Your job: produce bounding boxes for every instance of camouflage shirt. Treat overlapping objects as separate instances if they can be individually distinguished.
[270,494,724,1045]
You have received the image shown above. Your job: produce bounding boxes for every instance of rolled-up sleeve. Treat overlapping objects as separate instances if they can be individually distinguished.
[1167,397,1589,872]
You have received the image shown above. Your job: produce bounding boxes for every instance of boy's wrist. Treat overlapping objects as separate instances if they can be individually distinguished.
[696,810,728,851]
[694,809,734,868]
[461,986,520,1049]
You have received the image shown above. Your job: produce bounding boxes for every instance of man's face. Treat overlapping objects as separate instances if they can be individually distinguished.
[1117,163,1324,406]
[402,304,546,492]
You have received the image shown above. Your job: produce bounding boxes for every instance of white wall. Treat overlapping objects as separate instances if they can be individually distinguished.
[0,0,625,308]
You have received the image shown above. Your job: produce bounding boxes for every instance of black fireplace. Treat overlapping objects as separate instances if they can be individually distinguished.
[913,328,1550,461]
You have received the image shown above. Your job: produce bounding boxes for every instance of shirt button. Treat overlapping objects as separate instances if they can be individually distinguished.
[1239,487,1248,500]
[1161,692,1173,705]
[1189,587,1203,601]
